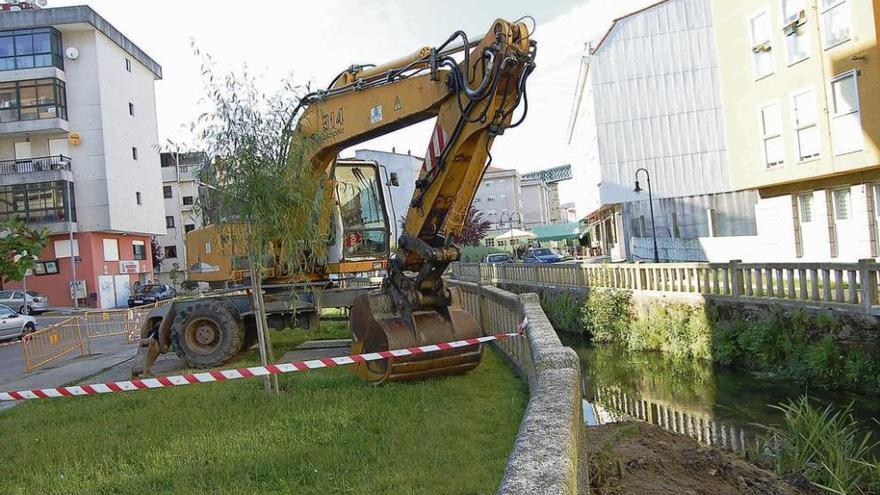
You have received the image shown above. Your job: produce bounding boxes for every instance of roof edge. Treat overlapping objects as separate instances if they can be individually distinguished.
[591,0,671,55]
[0,5,162,79]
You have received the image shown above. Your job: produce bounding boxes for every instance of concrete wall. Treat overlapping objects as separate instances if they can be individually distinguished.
[95,30,164,235]
[711,0,880,191]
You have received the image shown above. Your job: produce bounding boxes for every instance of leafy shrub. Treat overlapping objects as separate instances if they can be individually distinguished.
[749,397,880,495]
[584,288,633,343]
[627,302,711,360]
[540,291,586,334]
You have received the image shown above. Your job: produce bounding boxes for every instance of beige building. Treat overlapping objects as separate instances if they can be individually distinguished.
[712,0,880,260]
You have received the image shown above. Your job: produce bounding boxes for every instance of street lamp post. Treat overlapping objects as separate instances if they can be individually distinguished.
[634,168,659,263]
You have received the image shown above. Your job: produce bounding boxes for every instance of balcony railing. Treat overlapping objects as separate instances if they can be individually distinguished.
[0,155,71,176]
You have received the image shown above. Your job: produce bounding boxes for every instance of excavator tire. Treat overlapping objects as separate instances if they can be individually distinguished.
[170,301,245,368]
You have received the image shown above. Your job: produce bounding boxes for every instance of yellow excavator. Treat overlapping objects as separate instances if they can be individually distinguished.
[132,18,535,383]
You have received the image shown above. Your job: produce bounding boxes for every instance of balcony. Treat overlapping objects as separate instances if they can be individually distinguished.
[0,154,72,185]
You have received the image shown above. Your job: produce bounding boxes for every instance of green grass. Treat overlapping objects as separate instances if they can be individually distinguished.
[0,322,527,495]
[749,397,880,494]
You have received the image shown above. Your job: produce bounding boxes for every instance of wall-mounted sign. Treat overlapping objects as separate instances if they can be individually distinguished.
[70,280,86,299]
[119,260,139,274]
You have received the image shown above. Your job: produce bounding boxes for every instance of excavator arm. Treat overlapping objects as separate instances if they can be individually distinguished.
[296,19,536,383]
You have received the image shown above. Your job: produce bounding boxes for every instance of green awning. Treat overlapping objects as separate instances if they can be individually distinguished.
[532,222,582,241]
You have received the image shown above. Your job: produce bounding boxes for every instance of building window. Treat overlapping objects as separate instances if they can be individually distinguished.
[184,224,195,233]
[132,147,138,160]
[829,70,862,155]
[163,246,177,259]
[749,11,774,78]
[128,102,135,116]
[163,186,172,198]
[485,238,495,248]
[0,181,75,224]
[759,102,784,167]
[103,238,119,262]
[160,154,175,168]
[781,0,810,64]
[132,240,146,260]
[165,216,175,228]
[798,193,814,222]
[0,78,67,123]
[833,188,851,220]
[487,197,496,202]
[125,58,132,72]
[136,192,142,205]
[791,89,820,161]
[182,196,194,206]
[0,27,63,71]
[820,0,851,49]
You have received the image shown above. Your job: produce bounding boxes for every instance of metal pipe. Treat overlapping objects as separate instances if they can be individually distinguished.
[634,168,659,263]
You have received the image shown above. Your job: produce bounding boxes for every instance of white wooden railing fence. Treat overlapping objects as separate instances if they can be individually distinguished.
[448,259,880,315]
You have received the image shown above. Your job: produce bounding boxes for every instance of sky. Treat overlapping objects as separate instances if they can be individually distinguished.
[50,0,657,210]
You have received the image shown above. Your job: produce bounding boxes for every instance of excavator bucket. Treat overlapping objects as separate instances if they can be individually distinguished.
[349,286,482,384]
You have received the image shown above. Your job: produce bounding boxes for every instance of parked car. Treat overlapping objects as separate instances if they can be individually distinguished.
[0,290,49,315]
[128,284,177,308]
[483,253,513,264]
[0,304,36,341]
[523,248,564,264]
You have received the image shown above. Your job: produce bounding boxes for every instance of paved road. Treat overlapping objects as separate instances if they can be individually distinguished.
[0,334,135,390]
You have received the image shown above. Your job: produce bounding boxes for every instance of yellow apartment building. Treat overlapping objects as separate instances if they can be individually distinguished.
[712,0,880,260]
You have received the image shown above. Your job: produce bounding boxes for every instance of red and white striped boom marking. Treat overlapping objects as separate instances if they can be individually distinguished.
[423,122,449,173]
[0,321,527,402]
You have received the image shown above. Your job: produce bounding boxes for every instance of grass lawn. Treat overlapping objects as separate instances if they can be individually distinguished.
[0,320,527,495]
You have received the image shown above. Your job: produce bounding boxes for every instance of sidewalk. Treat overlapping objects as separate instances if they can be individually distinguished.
[0,335,138,411]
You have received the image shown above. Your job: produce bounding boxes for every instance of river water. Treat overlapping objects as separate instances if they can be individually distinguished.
[561,335,880,452]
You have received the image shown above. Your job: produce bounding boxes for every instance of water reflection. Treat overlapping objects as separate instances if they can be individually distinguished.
[564,335,880,452]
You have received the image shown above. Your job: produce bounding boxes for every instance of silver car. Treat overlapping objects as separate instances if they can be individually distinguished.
[0,290,49,315]
[0,304,36,341]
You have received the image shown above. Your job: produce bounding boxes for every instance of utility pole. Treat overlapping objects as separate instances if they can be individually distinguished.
[634,168,659,263]
[66,180,78,308]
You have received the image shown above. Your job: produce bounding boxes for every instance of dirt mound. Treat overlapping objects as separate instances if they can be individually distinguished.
[581,422,816,495]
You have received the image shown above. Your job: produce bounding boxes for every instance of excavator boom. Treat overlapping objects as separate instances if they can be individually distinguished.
[296,19,536,383]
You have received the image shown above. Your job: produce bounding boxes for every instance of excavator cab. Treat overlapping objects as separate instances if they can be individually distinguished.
[330,161,391,270]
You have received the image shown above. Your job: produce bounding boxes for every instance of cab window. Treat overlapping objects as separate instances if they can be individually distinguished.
[335,164,390,259]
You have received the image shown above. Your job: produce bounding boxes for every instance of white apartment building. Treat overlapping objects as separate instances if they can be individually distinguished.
[156,151,206,285]
[472,166,524,233]
[0,4,164,308]
[569,0,760,262]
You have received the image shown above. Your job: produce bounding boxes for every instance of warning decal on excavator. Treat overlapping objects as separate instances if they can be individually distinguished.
[370,105,383,124]
[424,122,448,172]
[393,96,402,111]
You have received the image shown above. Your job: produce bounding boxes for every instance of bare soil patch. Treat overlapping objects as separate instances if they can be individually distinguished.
[581,422,817,495]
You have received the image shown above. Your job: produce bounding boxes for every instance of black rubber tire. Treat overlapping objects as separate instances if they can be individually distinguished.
[19,305,31,315]
[21,323,35,338]
[169,301,244,368]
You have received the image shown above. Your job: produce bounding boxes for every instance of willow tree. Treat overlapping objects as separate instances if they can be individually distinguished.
[193,53,325,394]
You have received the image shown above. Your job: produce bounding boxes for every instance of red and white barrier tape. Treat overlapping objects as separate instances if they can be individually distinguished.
[1,319,528,402]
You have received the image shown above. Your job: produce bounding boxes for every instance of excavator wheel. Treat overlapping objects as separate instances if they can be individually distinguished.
[170,301,245,368]
[349,287,482,384]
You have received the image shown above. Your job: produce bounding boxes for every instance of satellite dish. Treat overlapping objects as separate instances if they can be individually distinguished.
[36,0,48,7]
[65,47,79,60]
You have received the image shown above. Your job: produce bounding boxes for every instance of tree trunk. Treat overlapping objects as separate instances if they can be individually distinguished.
[248,252,279,395]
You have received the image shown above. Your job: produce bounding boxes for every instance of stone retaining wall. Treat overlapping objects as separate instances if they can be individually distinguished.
[448,280,582,495]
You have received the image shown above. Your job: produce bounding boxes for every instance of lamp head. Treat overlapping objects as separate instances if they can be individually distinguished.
[634,180,642,193]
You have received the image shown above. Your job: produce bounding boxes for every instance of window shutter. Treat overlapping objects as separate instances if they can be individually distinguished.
[826,190,838,258]
[792,195,803,258]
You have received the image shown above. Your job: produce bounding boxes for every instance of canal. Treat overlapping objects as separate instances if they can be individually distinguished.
[562,335,880,451]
